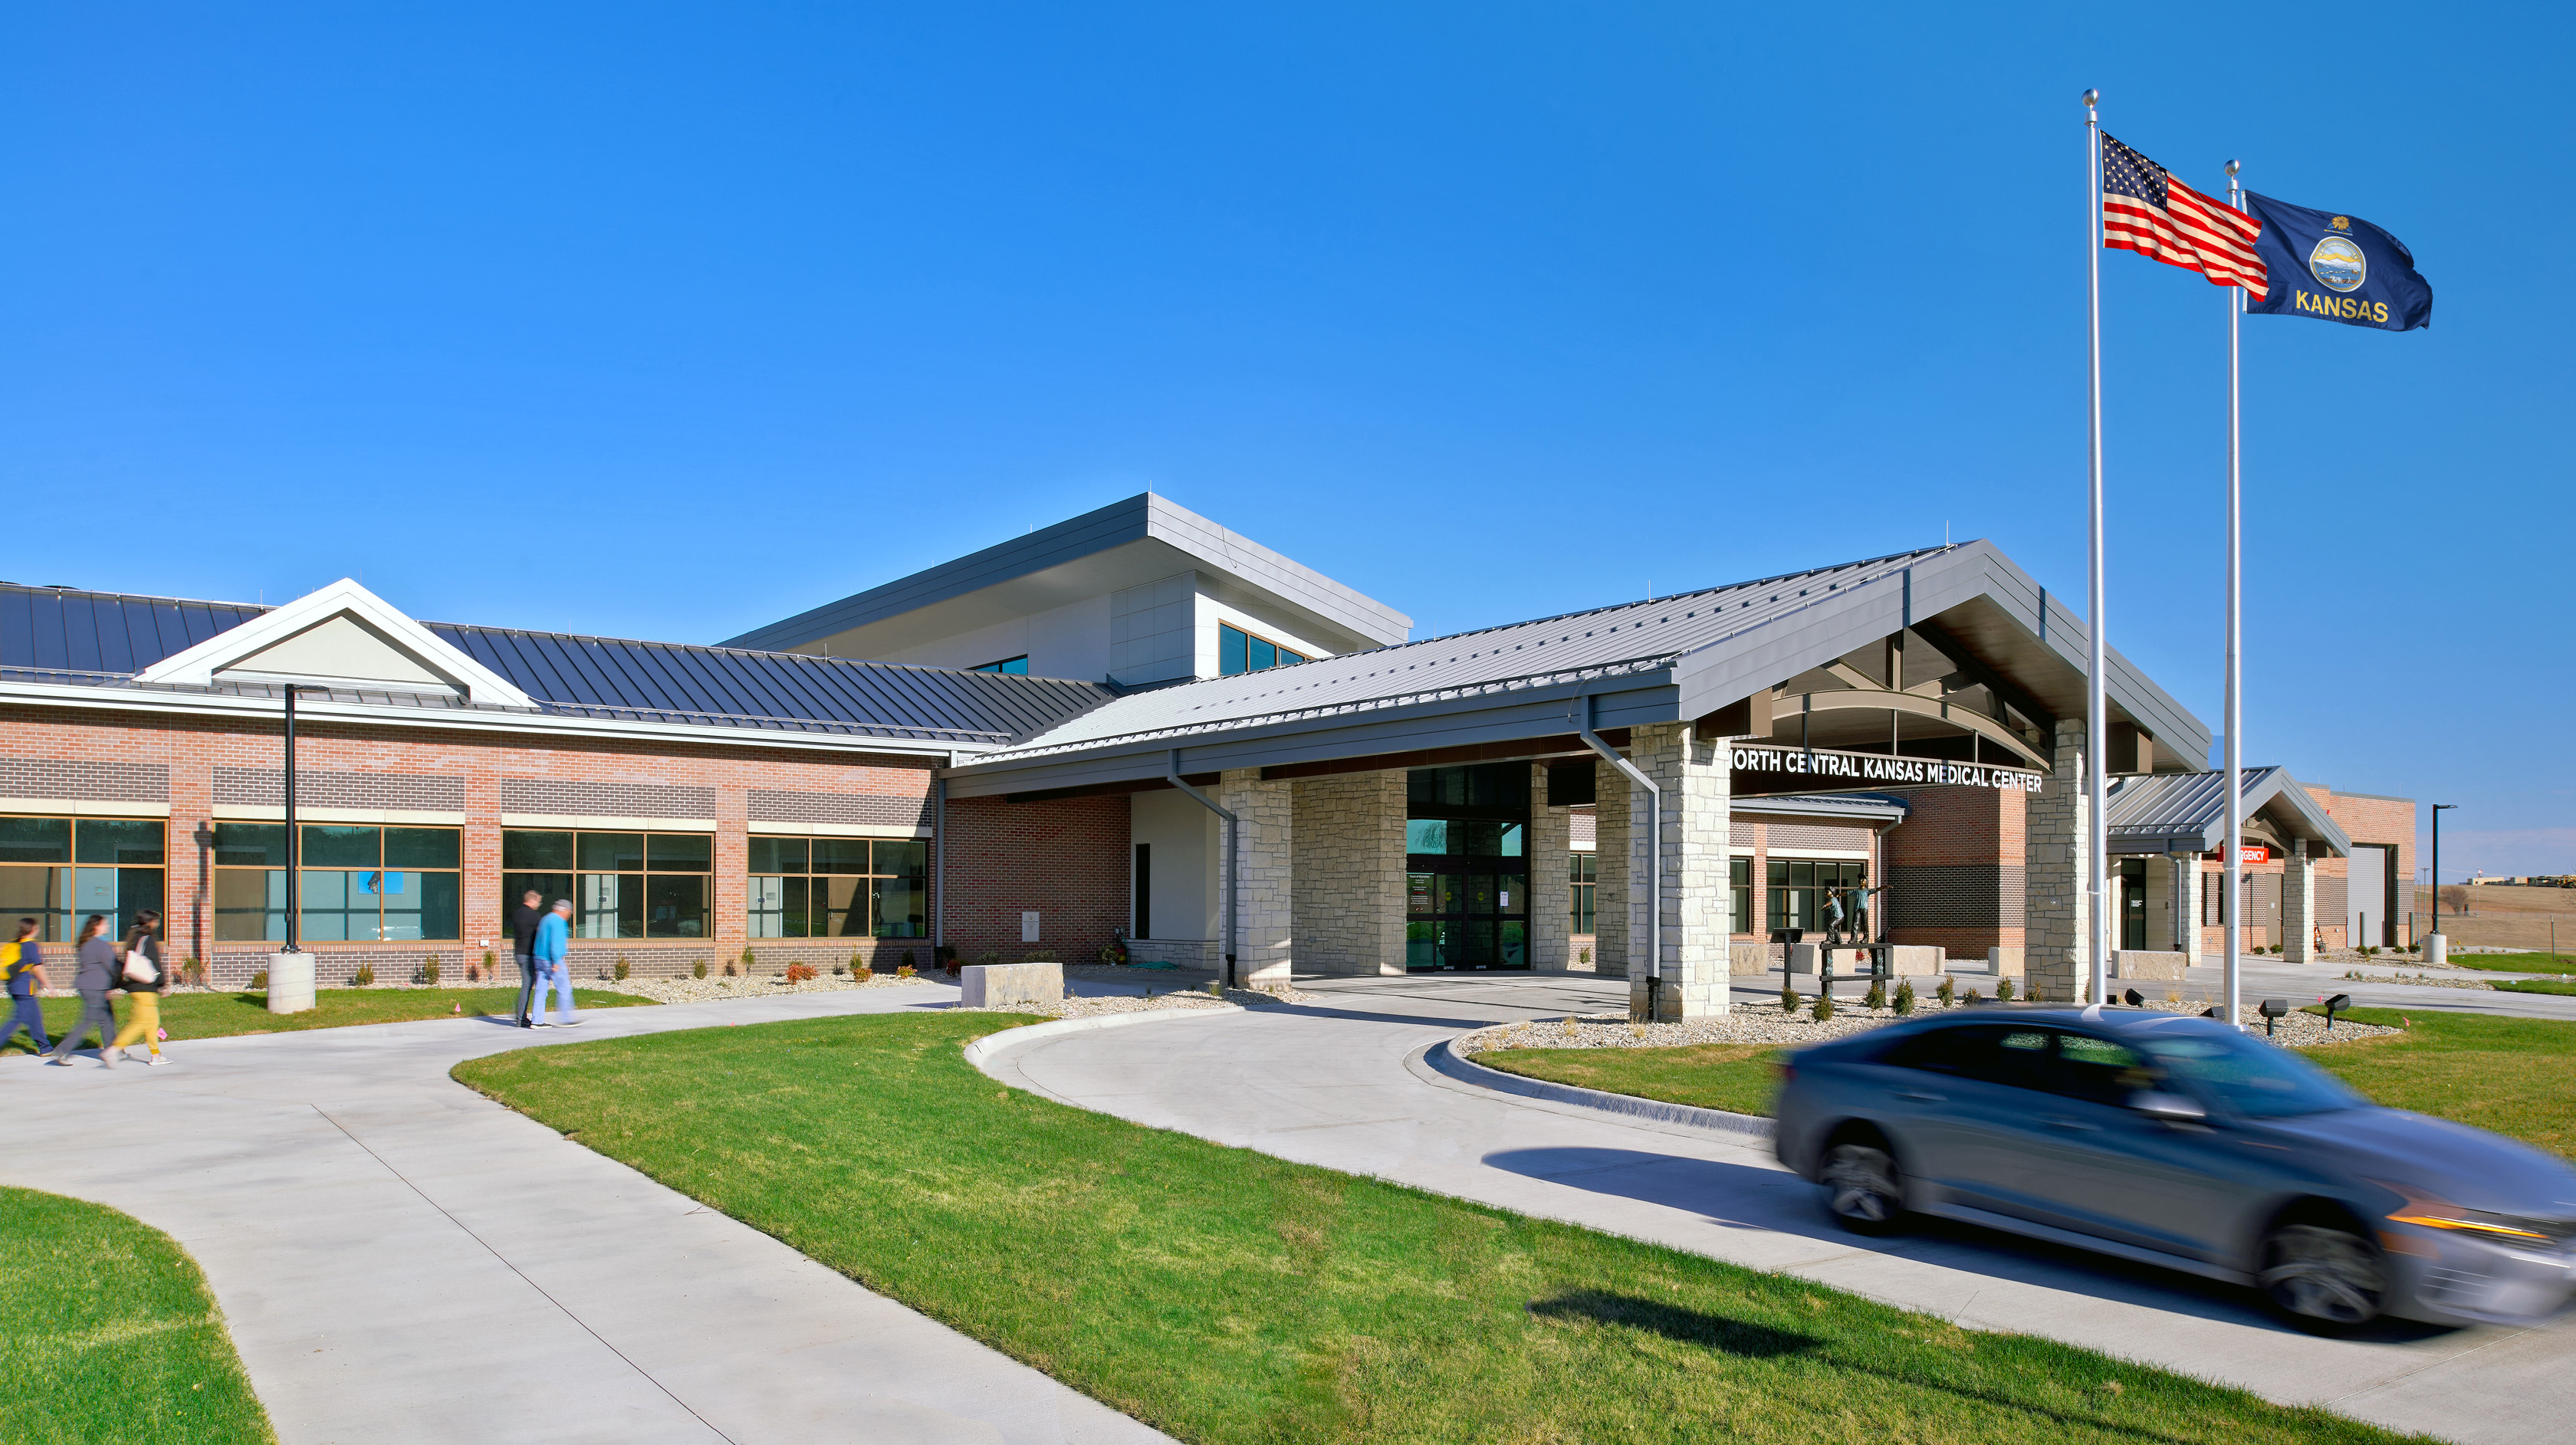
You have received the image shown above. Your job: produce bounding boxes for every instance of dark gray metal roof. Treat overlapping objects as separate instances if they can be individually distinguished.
[0,583,1116,746]
[1735,793,1910,824]
[2103,767,2351,856]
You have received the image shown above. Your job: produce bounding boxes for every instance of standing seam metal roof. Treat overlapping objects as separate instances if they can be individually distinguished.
[0,583,1115,745]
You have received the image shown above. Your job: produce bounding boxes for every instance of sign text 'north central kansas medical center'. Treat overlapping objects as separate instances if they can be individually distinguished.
[1730,746,2043,792]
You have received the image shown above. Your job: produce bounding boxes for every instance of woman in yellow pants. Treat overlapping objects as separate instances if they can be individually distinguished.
[110,909,167,1066]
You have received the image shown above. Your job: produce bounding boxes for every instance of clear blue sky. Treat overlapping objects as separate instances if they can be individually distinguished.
[5,4,2567,875]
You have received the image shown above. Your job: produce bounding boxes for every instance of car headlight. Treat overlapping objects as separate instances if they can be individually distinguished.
[2378,1184,2568,1246]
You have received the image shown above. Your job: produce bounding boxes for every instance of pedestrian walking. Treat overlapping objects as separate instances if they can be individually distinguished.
[2,918,50,1055]
[48,915,120,1068]
[108,910,169,1066]
[511,888,546,1028]
[535,898,580,1028]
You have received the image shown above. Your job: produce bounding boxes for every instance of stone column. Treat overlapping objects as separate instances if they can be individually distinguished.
[1527,763,1572,970]
[1216,769,1294,987]
[1624,721,1732,1020]
[2170,854,2203,964]
[2023,718,2091,1003]
[1290,771,1406,975]
[1592,764,1629,979]
[2280,839,2317,964]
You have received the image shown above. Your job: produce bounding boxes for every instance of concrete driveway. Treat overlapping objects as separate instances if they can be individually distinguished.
[0,984,1170,1445]
[979,970,2576,1445]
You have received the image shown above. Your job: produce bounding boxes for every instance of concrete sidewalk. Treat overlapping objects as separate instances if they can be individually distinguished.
[1,985,1170,1445]
[981,972,2576,1445]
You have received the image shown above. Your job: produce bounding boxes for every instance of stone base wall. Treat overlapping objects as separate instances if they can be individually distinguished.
[1290,771,1405,975]
[1217,770,1294,987]
[1530,763,1573,970]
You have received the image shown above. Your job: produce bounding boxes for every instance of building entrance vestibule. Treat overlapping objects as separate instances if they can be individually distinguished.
[1405,764,1529,970]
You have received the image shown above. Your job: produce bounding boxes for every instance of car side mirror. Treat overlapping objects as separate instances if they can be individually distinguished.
[2129,1091,2208,1125]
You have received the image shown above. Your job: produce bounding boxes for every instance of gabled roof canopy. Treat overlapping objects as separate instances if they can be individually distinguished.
[2104,767,2351,858]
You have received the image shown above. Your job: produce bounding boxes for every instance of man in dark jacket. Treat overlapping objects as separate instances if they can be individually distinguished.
[511,890,547,1028]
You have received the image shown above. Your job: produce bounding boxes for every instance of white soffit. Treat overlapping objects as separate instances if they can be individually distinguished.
[133,578,539,710]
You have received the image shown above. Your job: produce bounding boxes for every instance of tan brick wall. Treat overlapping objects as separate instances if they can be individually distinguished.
[1291,770,1405,975]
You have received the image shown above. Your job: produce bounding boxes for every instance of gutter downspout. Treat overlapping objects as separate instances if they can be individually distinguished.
[1576,695,1659,1020]
[932,768,948,961]
[1165,749,1238,990]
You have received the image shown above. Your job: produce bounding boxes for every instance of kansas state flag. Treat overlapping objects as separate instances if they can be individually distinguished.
[2243,192,2431,330]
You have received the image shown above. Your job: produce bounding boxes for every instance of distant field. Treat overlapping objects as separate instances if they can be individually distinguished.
[2441,951,2575,975]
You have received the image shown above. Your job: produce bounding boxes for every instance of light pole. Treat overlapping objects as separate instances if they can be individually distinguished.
[2429,803,2456,967]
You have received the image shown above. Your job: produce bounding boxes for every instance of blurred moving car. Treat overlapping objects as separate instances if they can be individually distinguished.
[1773,1006,2576,1329]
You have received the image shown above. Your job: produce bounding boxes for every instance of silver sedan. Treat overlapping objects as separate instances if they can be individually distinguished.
[1772,1005,2576,1330]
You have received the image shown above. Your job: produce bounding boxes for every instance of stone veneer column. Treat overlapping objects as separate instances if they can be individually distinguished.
[2023,718,2092,1003]
[1290,771,1405,974]
[1215,769,1294,987]
[1623,721,1731,1020]
[2280,840,2316,964]
[2170,854,2203,963]
[1592,765,1628,978]
[1527,762,1572,970]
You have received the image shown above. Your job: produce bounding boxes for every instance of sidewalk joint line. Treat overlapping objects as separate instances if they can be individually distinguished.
[307,1104,742,1445]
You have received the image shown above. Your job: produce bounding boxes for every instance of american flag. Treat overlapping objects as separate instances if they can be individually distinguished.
[2101,133,2266,294]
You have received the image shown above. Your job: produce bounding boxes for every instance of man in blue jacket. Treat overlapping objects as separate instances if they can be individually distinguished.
[534,898,580,1029]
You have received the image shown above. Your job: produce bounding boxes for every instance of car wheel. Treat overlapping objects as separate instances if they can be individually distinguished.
[2259,1221,2385,1330]
[1820,1140,1904,1235]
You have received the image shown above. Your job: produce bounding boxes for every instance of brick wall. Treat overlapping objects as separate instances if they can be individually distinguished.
[1,704,936,977]
[1876,778,2027,957]
[940,792,1129,964]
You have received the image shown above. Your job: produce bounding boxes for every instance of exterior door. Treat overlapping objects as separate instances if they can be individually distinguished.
[2014,1028,2243,1263]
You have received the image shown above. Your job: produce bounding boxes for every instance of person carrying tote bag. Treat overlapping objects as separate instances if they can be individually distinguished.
[110,909,169,1066]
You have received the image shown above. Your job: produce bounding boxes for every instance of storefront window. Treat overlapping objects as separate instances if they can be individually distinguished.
[1218,623,1307,676]
[1731,856,1751,934]
[212,823,460,942]
[0,816,166,943]
[1766,858,1867,937]
[747,837,928,938]
[1569,852,1596,934]
[502,830,709,939]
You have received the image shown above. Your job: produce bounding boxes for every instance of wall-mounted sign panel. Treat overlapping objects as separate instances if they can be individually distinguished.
[1730,745,2044,793]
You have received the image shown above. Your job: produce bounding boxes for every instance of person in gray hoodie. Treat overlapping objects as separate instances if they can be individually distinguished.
[47,914,120,1068]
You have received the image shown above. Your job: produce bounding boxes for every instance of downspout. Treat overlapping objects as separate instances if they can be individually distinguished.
[932,769,948,961]
[1165,749,1238,990]
[1575,695,1659,1019]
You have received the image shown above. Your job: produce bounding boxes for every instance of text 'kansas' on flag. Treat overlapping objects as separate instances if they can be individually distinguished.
[2101,133,2265,294]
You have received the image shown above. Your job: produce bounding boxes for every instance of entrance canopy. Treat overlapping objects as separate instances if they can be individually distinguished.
[945,540,2208,798]
[2103,767,2351,859]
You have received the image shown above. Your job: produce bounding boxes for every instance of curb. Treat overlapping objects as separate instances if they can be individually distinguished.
[1420,1038,1775,1141]
[961,1003,1246,1072]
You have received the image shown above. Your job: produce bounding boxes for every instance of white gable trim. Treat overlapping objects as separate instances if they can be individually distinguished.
[133,578,540,710]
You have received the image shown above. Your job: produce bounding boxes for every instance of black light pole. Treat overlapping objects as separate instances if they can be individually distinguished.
[2430,803,2457,941]
[281,685,325,953]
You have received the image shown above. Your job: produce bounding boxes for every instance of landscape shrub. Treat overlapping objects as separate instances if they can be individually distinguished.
[479,949,495,983]
[1936,975,1955,1006]
[896,964,915,979]
[832,964,846,976]
[1811,991,1835,1022]
[1579,947,1592,968]
[417,954,442,987]
[739,946,757,974]
[974,951,1003,967]
[350,963,376,987]
[692,960,708,979]
[784,964,818,984]
[723,961,738,977]
[1022,949,1056,964]
[1779,984,1798,1015]
[1892,978,1916,1014]
[250,968,269,991]
[1864,980,1887,1011]
[1996,976,2016,1001]
[1962,986,1983,1004]
[614,956,630,980]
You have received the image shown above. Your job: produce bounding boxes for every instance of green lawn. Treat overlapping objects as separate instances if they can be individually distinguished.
[2431,951,2576,975]
[0,1187,276,1444]
[2302,1008,2576,1158]
[455,1011,2418,1445]
[2,987,655,1054]
[2492,977,2576,997]
[1474,1041,1782,1117]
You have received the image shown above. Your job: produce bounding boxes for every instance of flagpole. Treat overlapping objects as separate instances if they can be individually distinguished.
[2223,158,2246,1031]
[2084,88,2108,1007]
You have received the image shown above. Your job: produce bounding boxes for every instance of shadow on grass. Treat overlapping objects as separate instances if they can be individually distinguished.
[1528,1289,1819,1357]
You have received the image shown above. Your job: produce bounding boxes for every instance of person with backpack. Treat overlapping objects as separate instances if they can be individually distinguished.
[2,917,49,1055]
[48,915,120,1068]
[108,910,168,1066]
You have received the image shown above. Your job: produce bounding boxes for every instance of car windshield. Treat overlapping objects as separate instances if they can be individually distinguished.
[2133,1030,2366,1118]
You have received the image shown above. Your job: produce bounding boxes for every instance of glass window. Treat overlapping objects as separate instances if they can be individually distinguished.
[1885,1023,2052,1091]
[1569,852,1595,935]
[214,824,460,942]
[1766,857,1864,936]
[972,656,1030,674]
[1730,856,1751,935]
[2051,1031,2153,1106]
[508,829,711,941]
[2,816,166,941]
[748,836,926,938]
[1217,623,1306,676]
[2136,1030,2364,1119]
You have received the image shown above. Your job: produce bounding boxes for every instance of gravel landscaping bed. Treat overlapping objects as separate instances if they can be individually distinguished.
[596,970,933,1003]
[1455,1000,2400,1057]
[2334,970,2496,990]
[953,982,1315,1018]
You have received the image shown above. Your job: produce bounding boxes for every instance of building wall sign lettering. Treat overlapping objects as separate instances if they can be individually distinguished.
[1730,746,2043,792]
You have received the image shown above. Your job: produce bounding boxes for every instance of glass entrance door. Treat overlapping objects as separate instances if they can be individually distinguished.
[1405,765,1530,970]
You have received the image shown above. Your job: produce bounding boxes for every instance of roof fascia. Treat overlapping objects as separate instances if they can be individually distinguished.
[1668,544,2210,760]
[1733,796,1908,824]
[2243,770,2354,856]
[132,579,538,710]
[944,675,1677,799]
[0,679,962,760]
